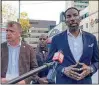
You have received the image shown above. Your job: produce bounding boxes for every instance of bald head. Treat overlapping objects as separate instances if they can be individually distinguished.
[39,34,48,39]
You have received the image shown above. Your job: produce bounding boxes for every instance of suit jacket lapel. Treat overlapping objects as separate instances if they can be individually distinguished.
[79,31,87,62]
[19,42,26,57]
[65,31,76,64]
[19,41,26,75]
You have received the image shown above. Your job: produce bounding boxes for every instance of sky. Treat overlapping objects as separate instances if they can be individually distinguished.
[3,1,66,24]
[20,1,66,24]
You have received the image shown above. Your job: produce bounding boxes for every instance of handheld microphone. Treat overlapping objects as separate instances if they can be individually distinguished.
[47,51,64,83]
[52,50,64,64]
[52,50,64,72]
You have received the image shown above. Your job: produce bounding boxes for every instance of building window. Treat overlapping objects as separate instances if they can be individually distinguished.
[85,13,89,18]
[29,41,38,44]
[80,25,83,29]
[86,23,88,28]
[30,36,39,38]
[30,22,38,24]
[31,30,36,32]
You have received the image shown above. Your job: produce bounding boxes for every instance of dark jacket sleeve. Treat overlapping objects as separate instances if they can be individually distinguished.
[90,36,99,75]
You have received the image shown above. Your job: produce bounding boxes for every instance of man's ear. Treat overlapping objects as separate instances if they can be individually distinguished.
[19,34,21,37]
[63,12,66,19]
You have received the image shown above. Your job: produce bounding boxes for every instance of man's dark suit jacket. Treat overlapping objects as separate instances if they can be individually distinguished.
[1,41,38,84]
[36,47,48,78]
[47,30,99,84]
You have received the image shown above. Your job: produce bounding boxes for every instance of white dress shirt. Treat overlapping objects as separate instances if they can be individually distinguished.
[67,29,83,62]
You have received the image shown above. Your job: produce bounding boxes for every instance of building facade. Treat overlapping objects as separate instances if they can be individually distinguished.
[74,1,89,11]
[24,20,56,49]
[80,1,99,43]
[65,1,89,11]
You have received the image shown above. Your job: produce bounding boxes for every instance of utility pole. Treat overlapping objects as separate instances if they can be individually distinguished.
[18,0,20,22]
[0,0,2,77]
[0,0,2,24]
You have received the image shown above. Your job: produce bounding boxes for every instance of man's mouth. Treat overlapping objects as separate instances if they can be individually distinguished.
[71,23,77,25]
[6,37,11,39]
[70,23,78,27]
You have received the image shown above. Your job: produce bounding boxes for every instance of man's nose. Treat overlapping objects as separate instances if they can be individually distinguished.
[70,17,76,23]
[6,31,11,35]
[70,16,75,21]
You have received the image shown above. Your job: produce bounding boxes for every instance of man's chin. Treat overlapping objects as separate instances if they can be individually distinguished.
[7,39,12,42]
[69,26,79,32]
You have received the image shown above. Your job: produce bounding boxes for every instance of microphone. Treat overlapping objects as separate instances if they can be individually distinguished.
[52,50,64,64]
[47,51,64,83]
[52,50,64,71]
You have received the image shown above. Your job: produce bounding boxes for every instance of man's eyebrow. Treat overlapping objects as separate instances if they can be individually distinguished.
[73,13,78,15]
[66,14,71,17]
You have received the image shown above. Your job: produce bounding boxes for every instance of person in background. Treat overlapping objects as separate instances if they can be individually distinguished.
[34,34,49,84]
[47,7,99,84]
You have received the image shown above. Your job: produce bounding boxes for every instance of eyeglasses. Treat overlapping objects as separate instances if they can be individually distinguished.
[39,38,46,40]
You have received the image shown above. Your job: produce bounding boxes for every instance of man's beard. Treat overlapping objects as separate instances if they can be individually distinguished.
[69,25,79,32]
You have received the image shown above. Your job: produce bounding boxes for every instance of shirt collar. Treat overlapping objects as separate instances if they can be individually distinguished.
[67,28,82,37]
[7,41,21,47]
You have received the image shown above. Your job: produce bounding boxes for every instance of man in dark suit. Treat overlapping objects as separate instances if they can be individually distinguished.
[47,7,99,84]
[1,21,43,84]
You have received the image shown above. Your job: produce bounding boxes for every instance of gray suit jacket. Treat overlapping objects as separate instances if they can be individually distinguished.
[1,41,39,84]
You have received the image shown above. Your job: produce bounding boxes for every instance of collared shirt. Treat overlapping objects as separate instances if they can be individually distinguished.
[6,42,21,80]
[67,29,83,62]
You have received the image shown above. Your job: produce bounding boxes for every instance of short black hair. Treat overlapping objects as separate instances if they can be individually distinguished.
[65,7,80,14]
[64,7,80,19]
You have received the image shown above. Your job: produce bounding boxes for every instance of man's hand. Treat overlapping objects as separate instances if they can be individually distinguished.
[63,64,81,81]
[38,77,48,84]
[77,63,92,80]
